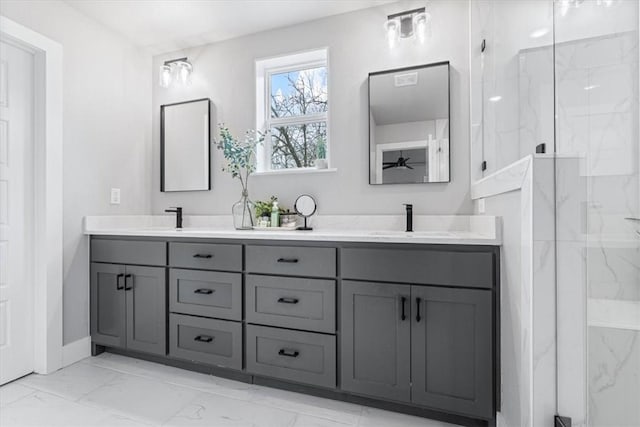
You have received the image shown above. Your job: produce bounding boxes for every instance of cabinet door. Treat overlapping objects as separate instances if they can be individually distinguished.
[125,265,167,356]
[411,286,493,419]
[340,280,411,403]
[90,263,126,348]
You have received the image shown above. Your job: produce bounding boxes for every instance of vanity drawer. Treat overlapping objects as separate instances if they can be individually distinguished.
[341,248,495,289]
[246,275,335,333]
[91,239,166,266]
[169,242,242,271]
[246,325,336,389]
[170,269,241,321]
[246,245,336,278]
[169,313,242,370]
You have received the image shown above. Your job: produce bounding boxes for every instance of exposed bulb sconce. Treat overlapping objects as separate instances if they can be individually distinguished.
[158,57,193,88]
[385,7,431,49]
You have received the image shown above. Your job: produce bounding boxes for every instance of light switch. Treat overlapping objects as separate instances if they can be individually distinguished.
[110,188,121,205]
[477,198,486,214]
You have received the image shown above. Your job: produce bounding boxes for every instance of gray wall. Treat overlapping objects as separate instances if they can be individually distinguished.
[0,0,152,345]
[152,0,472,215]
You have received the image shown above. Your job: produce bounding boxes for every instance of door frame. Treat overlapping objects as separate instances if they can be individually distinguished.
[0,16,63,375]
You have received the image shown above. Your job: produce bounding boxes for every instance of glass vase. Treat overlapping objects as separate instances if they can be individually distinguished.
[232,189,255,230]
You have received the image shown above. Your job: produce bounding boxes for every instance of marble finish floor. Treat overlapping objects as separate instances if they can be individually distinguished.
[0,353,456,427]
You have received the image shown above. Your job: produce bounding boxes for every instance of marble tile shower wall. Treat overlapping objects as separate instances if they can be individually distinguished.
[554,30,640,427]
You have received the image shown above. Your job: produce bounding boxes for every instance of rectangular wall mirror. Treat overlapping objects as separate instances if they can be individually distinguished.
[369,61,450,185]
[161,98,211,192]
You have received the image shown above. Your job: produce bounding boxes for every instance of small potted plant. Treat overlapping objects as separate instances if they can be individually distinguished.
[216,125,263,230]
[315,139,328,169]
[255,196,278,227]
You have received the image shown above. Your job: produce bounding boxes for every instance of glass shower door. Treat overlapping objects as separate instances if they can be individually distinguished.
[554,1,640,426]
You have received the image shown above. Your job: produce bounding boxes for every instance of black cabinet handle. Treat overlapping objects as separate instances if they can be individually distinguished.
[278,348,300,358]
[194,335,213,343]
[124,274,133,291]
[415,297,422,322]
[193,254,213,259]
[194,288,214,295]
[401,296,407,321]
[116,273,125,291]
[277,258,298,263]
[277,297,299,304]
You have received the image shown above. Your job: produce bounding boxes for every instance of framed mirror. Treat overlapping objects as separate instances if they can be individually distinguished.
[369,61,450,185]
[161,98,211,192]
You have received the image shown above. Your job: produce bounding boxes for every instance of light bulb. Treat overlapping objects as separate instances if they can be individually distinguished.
[385,18,400,49]
[177,61,192,85]
[413,12,430,44]
[159,64,171,88]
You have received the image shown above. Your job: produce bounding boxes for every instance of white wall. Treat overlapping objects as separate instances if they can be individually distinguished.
[0,0,152,345]
[152,0,472,215]
[479,189,523,427]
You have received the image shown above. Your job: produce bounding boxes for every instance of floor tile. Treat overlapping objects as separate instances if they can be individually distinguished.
[164,391,298,427]
[357,407,458,427]
[78,373,201,425]
[0,382,36,407]
[19,361,120,401]
[95,413,155,426]
[2,355,464,427]
[0,390,133,427]
[292,414,354,426]
[250,386,362,425]
[85,353,258,401]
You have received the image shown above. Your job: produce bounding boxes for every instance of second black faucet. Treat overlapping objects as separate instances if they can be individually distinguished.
[404,203,413,232]
[165,206,183,229]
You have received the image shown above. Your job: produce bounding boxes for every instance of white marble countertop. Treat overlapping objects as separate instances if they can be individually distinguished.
[84,215,501,246]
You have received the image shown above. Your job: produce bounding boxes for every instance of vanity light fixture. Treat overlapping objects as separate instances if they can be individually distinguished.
[158,57,193,88]
[385,7,431,49]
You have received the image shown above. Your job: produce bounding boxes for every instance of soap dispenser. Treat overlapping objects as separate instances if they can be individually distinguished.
[270,201,280,228]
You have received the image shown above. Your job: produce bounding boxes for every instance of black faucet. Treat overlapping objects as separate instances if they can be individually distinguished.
[165,207,183,229]
[404,204,413,232]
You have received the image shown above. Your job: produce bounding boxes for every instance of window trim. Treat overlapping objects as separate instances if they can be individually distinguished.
[256,49,329,173]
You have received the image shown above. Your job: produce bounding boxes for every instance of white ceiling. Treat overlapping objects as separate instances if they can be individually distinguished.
[370,63,449,125]
[64,0,396,55]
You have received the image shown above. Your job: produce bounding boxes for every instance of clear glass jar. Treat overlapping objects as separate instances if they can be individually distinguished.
[232,189,255,230]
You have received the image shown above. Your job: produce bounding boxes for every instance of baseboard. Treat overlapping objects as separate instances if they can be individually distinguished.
[62,336,91,367]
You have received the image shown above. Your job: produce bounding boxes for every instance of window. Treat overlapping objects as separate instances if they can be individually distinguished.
[256,49,329,172]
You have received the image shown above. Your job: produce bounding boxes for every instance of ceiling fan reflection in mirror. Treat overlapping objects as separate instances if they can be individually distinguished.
[383,151,424,170]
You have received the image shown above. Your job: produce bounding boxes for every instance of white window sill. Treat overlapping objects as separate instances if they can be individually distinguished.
[253,167,337,176]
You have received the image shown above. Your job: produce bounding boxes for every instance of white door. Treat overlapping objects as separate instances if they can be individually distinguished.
[0,40,35,385]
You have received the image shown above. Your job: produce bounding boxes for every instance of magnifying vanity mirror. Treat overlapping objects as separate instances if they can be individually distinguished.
[294,194,317,230]
[369,61,450,185]
[161,98,211,192]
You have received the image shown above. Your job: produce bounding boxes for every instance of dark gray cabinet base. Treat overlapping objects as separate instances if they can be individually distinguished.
[91,236,499,427]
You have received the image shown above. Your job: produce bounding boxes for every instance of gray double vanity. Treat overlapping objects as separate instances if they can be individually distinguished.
[87,218,500,426]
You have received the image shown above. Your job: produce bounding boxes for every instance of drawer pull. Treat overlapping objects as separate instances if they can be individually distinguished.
[277,297,299,304]
[124,274,133,291]
[278,348,300,358]
[194,288,214,295]
[193,254,213,259]
[194,335,214,343]
[401,296,407,321]
[277,258,299,264]
[116,273,125,291]
[416,297,422,323]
